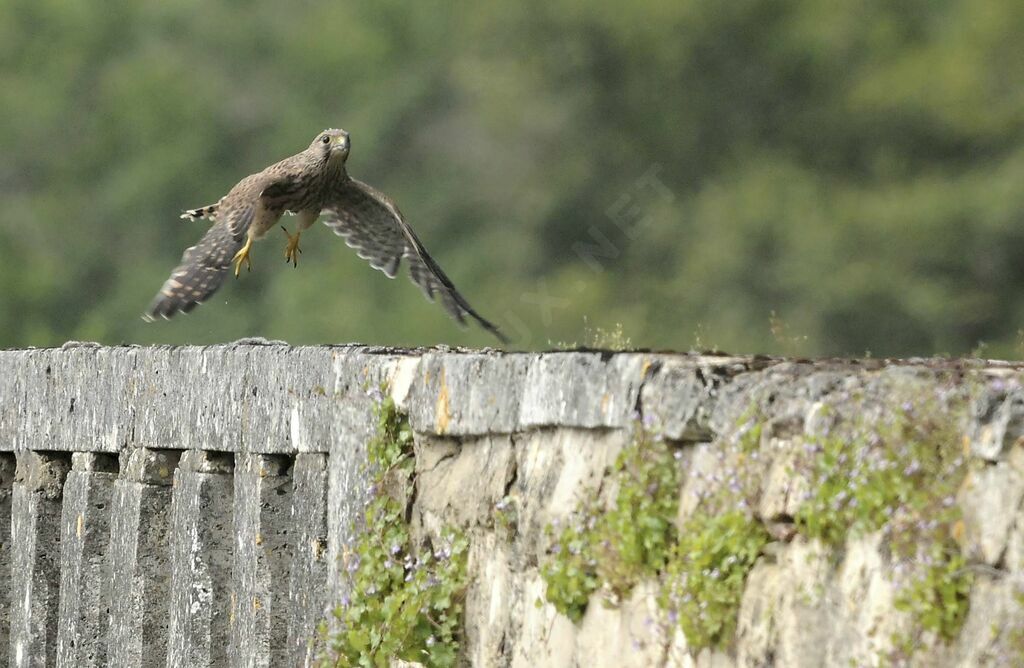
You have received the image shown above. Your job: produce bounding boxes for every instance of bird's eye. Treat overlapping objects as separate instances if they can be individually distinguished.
[321,135,330,144]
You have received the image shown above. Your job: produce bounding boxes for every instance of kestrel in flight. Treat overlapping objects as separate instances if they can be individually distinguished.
[143,128,507,343]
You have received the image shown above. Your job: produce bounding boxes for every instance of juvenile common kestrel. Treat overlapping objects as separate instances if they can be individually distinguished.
[143,128,508,343]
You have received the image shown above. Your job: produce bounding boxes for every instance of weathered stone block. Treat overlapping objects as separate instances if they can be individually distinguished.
[286,453,329,668]
[166,450,235,667]
[957,449,1024,566]
[230,453,292,667]
[9,451,70,668]
[0,453,16,661]
[640,355,752,442]
[106,448,178,668]
[408,353,528,436]
[413,435,516,532]
[56,453,117,667]
[520,353,647,430]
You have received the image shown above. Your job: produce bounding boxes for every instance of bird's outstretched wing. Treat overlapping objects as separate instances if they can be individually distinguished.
[143,173,288,321]
[322,178,508,344]
[142,221,244,320]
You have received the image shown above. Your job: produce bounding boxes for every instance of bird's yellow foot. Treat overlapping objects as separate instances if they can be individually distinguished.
[233,237,254,277]
[282,226,303,267]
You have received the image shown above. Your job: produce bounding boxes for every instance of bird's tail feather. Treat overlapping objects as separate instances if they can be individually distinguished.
[180,202,220,221]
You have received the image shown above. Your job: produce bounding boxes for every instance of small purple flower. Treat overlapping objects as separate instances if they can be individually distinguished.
[390,543,402,556]
[631,639,642,651]
[367,387,385,403]
[642,412,656,429]
[340,593,351,607]
[347,555,361,573]
[667,609,679,625]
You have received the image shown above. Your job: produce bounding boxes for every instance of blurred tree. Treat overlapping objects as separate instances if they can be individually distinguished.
[1,0,1023,357]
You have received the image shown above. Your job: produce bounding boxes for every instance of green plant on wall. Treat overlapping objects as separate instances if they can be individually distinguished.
[318,393,469,667]
[793,387,973,643]
[661,510,769,650]
[539,379,978,658]
[539,416,769,651]
[540,425,683,621]
[657,410,770,653]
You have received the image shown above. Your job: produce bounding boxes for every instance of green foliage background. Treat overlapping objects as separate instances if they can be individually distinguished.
[3,0,1024,356]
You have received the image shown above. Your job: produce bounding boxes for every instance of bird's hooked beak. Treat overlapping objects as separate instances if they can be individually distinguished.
[331,132,350,155]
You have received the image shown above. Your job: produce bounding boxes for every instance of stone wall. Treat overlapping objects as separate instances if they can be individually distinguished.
[0,343,1022,666]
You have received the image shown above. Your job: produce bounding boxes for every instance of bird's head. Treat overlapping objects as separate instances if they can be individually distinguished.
[311,128,350,162]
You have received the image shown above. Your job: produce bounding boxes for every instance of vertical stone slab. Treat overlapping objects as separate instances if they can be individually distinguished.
[56,453,117,667]
[166,451,235,668]
[106,448,178,668]
[286,454,328,667]
[0,453,17,664]
[323,353,385,614]
[229,454,292,668]
[325,407,373,615]
[8,452,71,668]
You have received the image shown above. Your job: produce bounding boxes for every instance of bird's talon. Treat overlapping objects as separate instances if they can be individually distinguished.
[282,227,303,268]
[232,238,254,278]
